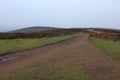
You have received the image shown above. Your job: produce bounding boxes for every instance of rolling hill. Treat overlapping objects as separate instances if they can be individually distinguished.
[8,26,61,33]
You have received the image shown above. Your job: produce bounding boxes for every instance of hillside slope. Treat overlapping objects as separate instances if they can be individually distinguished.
[8,26,60,33]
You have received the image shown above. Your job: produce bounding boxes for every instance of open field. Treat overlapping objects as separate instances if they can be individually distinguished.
[0,34,120,80]
[90,38,120,59]
[0,0,120,79]
[0,34,80,55]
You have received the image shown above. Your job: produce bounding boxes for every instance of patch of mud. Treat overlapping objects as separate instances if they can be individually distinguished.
[0,56,18,63]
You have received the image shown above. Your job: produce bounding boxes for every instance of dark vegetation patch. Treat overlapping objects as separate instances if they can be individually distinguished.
[91,28,120,33]
[90,31,120,41]
[0,29,85,39]
[88,28,120,41]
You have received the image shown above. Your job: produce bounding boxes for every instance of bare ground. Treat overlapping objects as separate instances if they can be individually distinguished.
[0,34,120,80]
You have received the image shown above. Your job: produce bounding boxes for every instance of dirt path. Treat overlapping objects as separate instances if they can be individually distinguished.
[0,34,120,80]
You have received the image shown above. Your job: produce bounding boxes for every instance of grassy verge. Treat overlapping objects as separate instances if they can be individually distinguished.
[90,38,120,59]
[39,64,90,80]
[2,68,37,80]
[1,64,89,80]
[0,34,80,55]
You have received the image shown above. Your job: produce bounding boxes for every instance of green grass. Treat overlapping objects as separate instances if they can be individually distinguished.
[39,64,90,80]
[0,34,80,55]
[90,38,120,58]
[1,64,90,80]
[2,67,37,80]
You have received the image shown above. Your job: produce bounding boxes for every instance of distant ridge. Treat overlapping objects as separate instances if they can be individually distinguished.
[8,26,61,33]
[5,27,120,33]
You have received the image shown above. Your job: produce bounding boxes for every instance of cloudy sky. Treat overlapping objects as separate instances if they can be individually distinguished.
[0,0,120,32]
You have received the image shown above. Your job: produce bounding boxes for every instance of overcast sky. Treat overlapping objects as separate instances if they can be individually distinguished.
[0,0,120,32]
